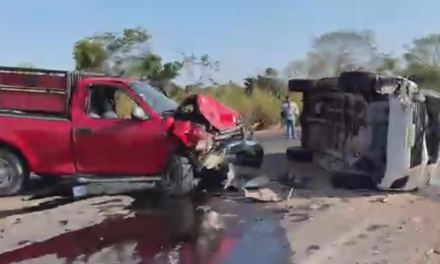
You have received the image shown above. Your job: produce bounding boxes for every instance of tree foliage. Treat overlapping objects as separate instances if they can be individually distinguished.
[68,27,440,128]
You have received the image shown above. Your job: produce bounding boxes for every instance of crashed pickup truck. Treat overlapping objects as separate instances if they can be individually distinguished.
[0,66,261,196]
[288,71,440,191]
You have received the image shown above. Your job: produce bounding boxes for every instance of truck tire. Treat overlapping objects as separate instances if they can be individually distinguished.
[288,79,317,92]
[317,77,339,91]
[338,71,377,92]
[161,154,194,196]
[286,147,313,162]
[0,148,29,196]
[235,143,264,168]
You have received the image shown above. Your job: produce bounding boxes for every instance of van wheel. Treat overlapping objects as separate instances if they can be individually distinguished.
[161,154,194,196]
[288,79,317,92]
[0,148,29,196]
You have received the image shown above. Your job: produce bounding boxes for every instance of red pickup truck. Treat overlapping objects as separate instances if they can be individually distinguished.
[0,66,244,196]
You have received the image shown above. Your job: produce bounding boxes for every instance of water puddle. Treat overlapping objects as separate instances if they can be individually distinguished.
[0,194,291,264]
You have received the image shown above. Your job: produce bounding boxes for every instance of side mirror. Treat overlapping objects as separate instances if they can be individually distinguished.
[131,107,147,120]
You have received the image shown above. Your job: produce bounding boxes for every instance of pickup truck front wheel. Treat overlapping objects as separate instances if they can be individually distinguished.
[0,149,29,196]
[160,155,194,196]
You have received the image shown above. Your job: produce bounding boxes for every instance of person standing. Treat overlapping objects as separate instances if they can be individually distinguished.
[281,95,299,139]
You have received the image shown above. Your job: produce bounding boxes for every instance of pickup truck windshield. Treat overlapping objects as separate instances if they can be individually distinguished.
[128,82,178,114]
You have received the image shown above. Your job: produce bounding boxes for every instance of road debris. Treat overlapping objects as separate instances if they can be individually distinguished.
[243,187,282,202]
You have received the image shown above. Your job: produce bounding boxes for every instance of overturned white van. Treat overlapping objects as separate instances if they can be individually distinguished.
[287,71,440,191]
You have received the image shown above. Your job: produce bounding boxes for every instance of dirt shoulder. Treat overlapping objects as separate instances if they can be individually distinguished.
[268,160,440,264]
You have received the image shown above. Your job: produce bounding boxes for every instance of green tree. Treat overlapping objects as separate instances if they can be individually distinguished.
[73,27,151,72]
[402,34,440,90]
[182,53,220,86]
[375,54,400,75]
[72,27,184,94]
[72,39,107,70]
[132,54,183,93]
[306,30,379,77]
[243,67,285,99]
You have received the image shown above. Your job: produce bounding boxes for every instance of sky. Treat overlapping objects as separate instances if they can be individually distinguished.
[0,0,439,84]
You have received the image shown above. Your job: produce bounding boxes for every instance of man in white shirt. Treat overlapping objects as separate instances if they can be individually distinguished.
[281,95,299,139]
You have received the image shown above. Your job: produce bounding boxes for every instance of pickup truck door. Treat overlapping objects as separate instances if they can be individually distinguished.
[73,84,171,175]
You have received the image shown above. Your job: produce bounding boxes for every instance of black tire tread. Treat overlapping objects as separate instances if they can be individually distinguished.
[0,148,29,196]
[288,79,317,92]
[162,154,194,196]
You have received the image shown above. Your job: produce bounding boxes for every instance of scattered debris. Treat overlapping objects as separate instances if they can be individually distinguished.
[371,196,390,203]
[244,175,270,189]
[221,162,285,203]
[289,213,311,223]
[306,245,320,255]
[367,224,388,232]
[309,203,331,211]
[287,188,294,200]
[244,188,282,202]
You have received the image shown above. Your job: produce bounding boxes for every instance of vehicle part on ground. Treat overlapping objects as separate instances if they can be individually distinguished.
[194,138,265,191]
[226,139,264,168]
[0,147,29,196]
[288,71,440,191]
[223,163,269,190]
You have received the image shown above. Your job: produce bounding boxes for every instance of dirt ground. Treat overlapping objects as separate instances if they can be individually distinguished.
[276,160,440,264]
[0,136,440,264]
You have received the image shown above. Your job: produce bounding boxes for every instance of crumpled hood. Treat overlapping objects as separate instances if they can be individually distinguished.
[166,94,242,149]
[180,94,241,130]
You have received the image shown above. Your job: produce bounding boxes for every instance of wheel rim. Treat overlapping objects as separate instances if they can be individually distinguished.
[0,159,14,188]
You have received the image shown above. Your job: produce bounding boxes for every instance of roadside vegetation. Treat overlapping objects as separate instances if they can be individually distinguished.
[19,28,440,129]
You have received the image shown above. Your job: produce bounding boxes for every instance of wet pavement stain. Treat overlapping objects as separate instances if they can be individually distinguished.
[0,194,292,264]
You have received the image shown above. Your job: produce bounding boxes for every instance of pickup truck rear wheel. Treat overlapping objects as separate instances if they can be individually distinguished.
[161,155,194,196]
[0,149,29,196]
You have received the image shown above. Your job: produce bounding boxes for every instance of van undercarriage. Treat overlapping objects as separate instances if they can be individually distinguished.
[288,71,440,191]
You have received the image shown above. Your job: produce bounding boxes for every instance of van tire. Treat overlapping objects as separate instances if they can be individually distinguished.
[338,71,377,92]
[161,154,194,196]
[235,143,265,168]
[0,148,29,196]
[288,79,317,92]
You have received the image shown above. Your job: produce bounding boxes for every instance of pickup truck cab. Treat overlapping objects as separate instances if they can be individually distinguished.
[0,66,244,196]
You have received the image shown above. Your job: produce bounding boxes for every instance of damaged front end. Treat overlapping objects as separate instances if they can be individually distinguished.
[165,94,264,185]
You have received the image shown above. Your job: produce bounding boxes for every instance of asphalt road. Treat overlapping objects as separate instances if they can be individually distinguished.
[0,133,295,264]
[1,133,440,264]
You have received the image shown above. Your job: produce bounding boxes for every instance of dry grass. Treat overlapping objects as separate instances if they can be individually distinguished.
[171,85,302,129]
